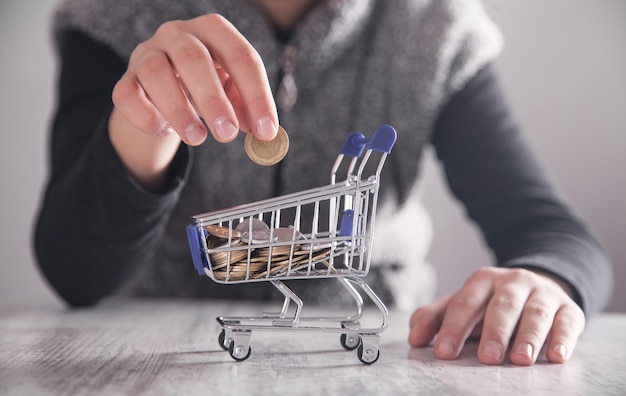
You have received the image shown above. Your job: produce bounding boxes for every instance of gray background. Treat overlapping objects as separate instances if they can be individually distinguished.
[1,1,624,312]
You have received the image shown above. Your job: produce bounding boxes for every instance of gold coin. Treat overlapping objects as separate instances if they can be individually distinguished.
[235,218,269,233]
[210,247,250,268]
[244,125,289,166]
[205,225,241,239]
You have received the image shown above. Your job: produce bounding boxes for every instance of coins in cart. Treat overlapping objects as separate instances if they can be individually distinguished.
[254,227,304,256]
[244,125,289,166]
[209,242,249,267]
[205,221,347,280]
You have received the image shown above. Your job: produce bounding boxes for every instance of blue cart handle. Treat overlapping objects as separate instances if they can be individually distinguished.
[368,124,397,153]
[339,125,397,157]
[339,132,367,158]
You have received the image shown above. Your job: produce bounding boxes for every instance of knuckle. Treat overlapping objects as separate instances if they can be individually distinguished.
[201,13,229,26]
[555,308,586,332]
[135,53,169,80]
[506,267,531,282]
[230,44,263,69]
[524,301,552,321]
[490,293,519,313]
[485,324,510,342]
[195,13,235,33]
[173,44,207,67]
[469,266,497,282]
[450,295,481,311]
[111,79,133,106]
[197,92,226,111]
[514,329,544,351]
[438,324,464,340]
[165,103,192,123]
[155,20,183,37]
[245,91,270,108]
[136,115,162,134]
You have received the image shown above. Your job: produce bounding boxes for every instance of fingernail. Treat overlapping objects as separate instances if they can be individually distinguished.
[483,341,503,361]
[214,116,238,141]
[255,116,277,141]
[514,342,533,359]
[185,122,206,145]
[437,337,456,357]
[553,343,567,359]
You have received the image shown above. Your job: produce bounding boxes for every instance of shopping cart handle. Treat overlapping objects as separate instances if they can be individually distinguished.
[339,125,397,157]
[368,124,397,153]
[186,225,206,275]
[339,132,367,158]
[338,209,354,236]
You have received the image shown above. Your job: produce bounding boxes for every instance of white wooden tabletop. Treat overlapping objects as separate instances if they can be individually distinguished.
[1,299,624,395]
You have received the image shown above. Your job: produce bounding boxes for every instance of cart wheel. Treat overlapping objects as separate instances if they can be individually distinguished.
[340,333,360,350]
[228,341,252,362]
[357,344,380,365]
[218,329,230,351]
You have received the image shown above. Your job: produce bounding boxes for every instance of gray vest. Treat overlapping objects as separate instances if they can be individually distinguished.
[53,0,503,308]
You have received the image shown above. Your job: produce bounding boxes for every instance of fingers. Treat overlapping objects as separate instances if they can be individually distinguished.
[158,21,239,143]
[113,14,278,147]
[477,269,535,365]
[130,43,210,146]
[112,71,176,138]
[411,267,586,366]
[477,269,536,364]
[476,268,584,366]
[408,294,452,347]
[190,14,278,140]
[432,270,493,360]
[504,288,558,365]
[544,304,585,363]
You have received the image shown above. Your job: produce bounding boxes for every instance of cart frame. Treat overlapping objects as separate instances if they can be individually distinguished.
[186,125,397,364]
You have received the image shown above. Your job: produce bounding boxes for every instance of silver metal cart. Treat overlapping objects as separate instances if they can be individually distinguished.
[186,124,397,364]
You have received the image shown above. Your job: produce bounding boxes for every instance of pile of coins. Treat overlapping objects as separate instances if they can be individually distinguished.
[204,219,347,281]
[244,125,289,166]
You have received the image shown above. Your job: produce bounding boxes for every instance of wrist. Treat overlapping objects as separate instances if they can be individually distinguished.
[108,109,182,192]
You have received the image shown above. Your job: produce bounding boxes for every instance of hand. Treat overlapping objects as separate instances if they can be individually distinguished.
[109,14,279,191]
[408,266,585,366]
[112,13,278,146]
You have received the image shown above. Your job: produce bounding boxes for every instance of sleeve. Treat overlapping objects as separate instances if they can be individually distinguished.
[431,64,613,316]
[34,30,192,307]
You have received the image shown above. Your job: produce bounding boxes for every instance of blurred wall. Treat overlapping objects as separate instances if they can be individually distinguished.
[0,1,624,312]
[0,0,61,310]
[424,0,626,312]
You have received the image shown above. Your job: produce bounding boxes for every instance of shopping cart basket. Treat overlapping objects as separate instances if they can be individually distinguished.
[186,124,397,364]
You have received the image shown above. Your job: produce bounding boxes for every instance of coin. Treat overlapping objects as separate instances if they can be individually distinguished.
[241,229,279,244]
[235,218,269,233]
[272,227,304,243]
[205,225,241,239]
[244,125,289,166]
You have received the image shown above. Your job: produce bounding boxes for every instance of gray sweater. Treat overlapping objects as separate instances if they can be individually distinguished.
[37,0,612,313]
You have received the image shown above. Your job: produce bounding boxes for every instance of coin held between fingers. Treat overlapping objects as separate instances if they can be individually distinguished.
[244,125,289,166]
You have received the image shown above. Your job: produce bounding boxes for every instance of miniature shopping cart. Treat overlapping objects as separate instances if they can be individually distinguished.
[186,124,397,364]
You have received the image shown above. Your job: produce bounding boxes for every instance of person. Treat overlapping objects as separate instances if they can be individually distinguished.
[35,0,613,367]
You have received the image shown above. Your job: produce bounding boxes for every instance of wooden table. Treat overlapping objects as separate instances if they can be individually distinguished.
[1,299,624,395]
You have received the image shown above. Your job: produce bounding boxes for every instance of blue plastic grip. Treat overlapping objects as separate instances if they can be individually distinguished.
[186,225,206,275]
[338,125,397,157]
[368,124,397,153]
[339,132,367,157]
[338,209,354,237]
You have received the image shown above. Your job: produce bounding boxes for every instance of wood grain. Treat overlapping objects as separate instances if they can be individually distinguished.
[1,299,624,395]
